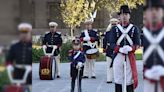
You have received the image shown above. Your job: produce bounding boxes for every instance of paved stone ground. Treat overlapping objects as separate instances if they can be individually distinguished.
[32,61,143,92]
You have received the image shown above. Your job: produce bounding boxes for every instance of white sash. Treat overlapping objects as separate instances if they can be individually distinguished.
[82,42,97,48]
[73,51,81,60]
[83,30,97,48]
[143,27,164,62]
[84,30,90,38]
[116,24,134,45]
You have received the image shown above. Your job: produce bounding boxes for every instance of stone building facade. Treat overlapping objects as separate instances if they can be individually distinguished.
[0,0,143,45]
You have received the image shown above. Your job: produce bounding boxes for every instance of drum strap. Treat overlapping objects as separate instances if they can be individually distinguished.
[84,30,90,38]
[83,30,97,48]
[73,51,81,60]
[116,24,134,45]
[83,42,97,48]
[143,27,164,62]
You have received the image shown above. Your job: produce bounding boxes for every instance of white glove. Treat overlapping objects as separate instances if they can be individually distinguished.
[77,62,83,69]
[42,45,47,49]
[145,65,164,81]
[7,65,14,71]
[83,37,90,41]
[123,45,132,52]
[119,47,128,54]
[26,66,32,72]
[53,45,58,50]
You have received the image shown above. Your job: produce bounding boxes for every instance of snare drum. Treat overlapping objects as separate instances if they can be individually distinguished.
[86,48,99,59]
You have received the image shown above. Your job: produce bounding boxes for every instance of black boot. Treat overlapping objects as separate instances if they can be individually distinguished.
[78,78,82,92]
[71,89,74,92]
[71,79,75,92]
[115,84,122,92]
[127,84,134,92]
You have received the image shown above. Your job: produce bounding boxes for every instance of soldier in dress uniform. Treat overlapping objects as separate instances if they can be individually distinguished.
[143,0,164,92]
[68,39,85,92]
[80,20,99,79]
[103,18,119,83]
[42,22,63,78]
[6,23,32,84]
[109,5,140,92]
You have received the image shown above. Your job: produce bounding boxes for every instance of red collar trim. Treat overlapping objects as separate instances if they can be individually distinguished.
[146,22,163,31]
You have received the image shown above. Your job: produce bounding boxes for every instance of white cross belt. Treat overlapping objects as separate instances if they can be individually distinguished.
[143,27,164,63]
[116,24,134,45]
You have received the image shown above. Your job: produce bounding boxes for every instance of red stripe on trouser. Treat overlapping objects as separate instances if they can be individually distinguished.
[128,52,138,89]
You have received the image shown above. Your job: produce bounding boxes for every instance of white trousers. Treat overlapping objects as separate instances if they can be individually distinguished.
[106,56,113,82]
[144,80,163,92]
[113,53,133,85]
[55,55,60,76]
[84,58,96,77]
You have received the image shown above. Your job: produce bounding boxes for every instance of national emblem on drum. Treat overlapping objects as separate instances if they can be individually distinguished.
[41,68,50,75]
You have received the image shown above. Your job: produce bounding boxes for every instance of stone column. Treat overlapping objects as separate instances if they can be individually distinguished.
[34,0,48,28]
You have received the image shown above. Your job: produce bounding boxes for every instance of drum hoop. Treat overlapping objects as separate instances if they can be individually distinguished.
[86,48,98,54]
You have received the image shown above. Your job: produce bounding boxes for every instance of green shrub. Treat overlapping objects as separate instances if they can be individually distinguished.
[32,48,44,63]
[96,53,106,61]
[135,54,142,60]
[0,56,5,65]
[60,41,72,62]
[32,41,72,63]
[0,70,10,91]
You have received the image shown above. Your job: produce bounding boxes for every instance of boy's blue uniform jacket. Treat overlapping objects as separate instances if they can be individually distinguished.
[68,50,85,66]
